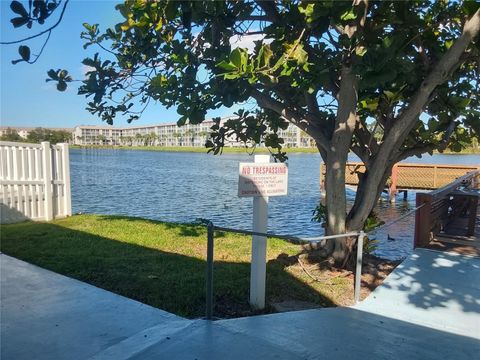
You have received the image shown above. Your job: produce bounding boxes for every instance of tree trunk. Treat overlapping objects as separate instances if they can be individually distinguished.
[346,161,395,230]
[324,66,358,264]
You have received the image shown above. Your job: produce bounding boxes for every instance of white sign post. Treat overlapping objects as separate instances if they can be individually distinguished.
[238,155,288,309]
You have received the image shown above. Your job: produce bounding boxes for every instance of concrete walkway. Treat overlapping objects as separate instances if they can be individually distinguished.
[2,249,479,359]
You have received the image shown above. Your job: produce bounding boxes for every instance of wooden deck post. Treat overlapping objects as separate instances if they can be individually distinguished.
[320,163,326,198]
[414,193,432,248]
[389,165,398,203]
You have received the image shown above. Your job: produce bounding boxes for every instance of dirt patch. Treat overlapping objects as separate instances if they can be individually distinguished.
[212,253,402,318]
[291,253,401,306]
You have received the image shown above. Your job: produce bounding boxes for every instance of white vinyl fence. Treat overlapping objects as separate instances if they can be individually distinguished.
[0,141,72,224]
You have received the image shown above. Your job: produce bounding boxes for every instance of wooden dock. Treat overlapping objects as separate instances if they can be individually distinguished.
[414,170,480,256]
[427,201,480,256]
[320,162,480,200]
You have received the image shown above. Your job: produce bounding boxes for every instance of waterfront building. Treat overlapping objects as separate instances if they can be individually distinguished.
[0,120,314,148]
[73,118,315,148]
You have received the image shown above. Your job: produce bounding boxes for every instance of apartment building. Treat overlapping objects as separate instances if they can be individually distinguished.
[73,121,215,147]
[73,118,314,148]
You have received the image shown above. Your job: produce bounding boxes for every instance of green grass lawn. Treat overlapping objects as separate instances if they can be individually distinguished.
[0,215,351,318]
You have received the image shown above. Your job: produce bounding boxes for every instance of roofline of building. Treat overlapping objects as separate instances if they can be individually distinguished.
[74,117,236,130]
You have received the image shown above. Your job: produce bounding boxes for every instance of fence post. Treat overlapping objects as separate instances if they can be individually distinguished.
[60,143,72,216]
[206,221,214,320]
[11,145,20,212]
[354,231,364,304]
[41,142,53,221]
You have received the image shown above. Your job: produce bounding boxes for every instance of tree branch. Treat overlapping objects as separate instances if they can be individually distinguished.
[240,15,271,22]
[305,92,321,117]
[255,0,281,23]
[348,9,480,230]
[0,0,69,45]
[399,146,435,162]
[353,119,378,161]
[250,88,330,152]
[382,8,480,155]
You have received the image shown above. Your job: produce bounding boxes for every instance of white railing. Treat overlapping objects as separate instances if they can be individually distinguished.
[0,141,71,224]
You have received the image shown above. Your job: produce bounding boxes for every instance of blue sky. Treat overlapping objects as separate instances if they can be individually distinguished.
[0,0,239,128]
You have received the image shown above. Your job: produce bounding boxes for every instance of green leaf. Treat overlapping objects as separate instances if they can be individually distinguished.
[47,69,58,80]
[18,45,30,62]
[340,9,356,21]
[291,44,308,64]
[285,43,308,64]
[217,60,237,71]
[256,44,273,68]
[177,117,187,126]
[383,37,393,48]
[10,16,29,28]
[449,96,471,109]
[428,118,438,131]
[383,90,395,100]
[223,73,241,80]
[355,46,367,56]
[298,3,316,23]
[57,81,67,92]
[463,0,480,16]
[229,48,247,71]
[359,98,379,112]
[164,1,178,20]
[10,1,28,17]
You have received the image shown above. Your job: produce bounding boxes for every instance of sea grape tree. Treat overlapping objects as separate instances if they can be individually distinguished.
[5,0,480,263]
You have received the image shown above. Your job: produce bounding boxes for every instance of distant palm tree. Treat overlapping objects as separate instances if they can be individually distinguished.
[134,133,143,146]
[97,135,107,145]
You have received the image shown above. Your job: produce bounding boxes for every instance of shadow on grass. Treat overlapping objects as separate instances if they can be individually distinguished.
[95,214,227,239]
[0,220,335,319]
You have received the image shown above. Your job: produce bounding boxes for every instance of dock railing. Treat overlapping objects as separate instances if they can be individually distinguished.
[320,162,480,200]
[0,141,72,223]
[197,219,365,320]
[414,170,480,247]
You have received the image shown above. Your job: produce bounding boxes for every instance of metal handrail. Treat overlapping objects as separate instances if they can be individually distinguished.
[197,218,365,320]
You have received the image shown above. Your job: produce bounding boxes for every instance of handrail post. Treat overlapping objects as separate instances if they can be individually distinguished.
[414,193,432,248]
[354,231,364,304]
[206,221,214,320]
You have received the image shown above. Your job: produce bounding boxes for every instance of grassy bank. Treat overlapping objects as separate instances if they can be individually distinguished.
[71,144,479,155]
[70,144,319,154]
[1,215,357,318]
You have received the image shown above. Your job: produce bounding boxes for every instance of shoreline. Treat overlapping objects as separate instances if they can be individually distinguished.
[70,144,480,155]
[70,145,320,154]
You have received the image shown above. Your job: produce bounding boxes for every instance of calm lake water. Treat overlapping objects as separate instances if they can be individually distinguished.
[70,149,479,260]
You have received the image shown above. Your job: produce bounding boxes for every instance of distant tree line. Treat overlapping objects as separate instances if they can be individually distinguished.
[0,127,72,144]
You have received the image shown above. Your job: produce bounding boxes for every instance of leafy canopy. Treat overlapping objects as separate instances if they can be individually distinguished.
[6,1,480,159]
